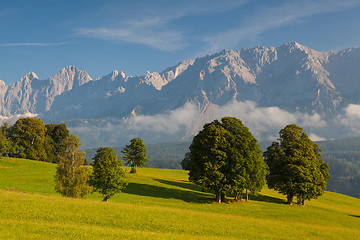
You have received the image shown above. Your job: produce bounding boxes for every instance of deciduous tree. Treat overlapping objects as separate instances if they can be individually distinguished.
[180,152,191,170]
[89,147,127,201]
[9,118,47,161]
[54,134,91,198]
[122,138,148,173]
[263,124,330,205]
[189,117,266,203]
[45,124,69,163]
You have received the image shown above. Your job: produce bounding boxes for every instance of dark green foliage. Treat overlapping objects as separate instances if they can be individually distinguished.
[122,138,149,173]
[54,134,91,198]
[9,118,47,161]
[89,147,127,201]
[221,117,268,201]
[189,117,266,203]
[264,124,330,205]
[180,152,191,170]
[0,132,9,157]
[45,124,70,163]
[0,122,10,157]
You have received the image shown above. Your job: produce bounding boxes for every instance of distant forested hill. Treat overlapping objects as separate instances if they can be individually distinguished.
[85,142,190,169]
[317,137,360,198]
[84,138,360,198]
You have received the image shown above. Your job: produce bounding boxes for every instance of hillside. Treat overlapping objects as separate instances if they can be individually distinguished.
[317,137,360,198]
[0,157,359,239]
[84,138,360,198]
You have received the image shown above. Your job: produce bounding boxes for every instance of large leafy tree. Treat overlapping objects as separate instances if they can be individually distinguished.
[89,147,127,201]
[9,118,47,161]
[221,117,267,201]
[54,134,91,198]
[189,117,266,203]
[45,124,69,163]
[122,138,149,173]
[189,120,231,202]
[263,124,330,205]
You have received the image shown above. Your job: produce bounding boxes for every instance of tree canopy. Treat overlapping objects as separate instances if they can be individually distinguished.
[89,147,127,201]
[122,138,149,173]
[45,124,69,163]
[189,117,267,202]
[9,117,47,161]
[54,134,91,198]
[263,124,330,205]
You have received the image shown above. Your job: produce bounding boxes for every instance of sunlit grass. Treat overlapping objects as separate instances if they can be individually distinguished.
[0,157,359,239]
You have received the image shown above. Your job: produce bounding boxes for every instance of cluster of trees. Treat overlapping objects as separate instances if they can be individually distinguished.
[55,137,148,201]
[0,117,69,163]
[186,118,330,205]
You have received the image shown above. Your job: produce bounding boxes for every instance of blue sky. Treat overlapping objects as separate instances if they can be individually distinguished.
[1,0,360,84]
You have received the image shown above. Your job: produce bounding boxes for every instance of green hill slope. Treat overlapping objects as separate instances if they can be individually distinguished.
[0,157,359,239]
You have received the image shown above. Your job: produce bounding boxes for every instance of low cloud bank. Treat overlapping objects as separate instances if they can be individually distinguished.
[2,101,359,148]
[70,100,336,148]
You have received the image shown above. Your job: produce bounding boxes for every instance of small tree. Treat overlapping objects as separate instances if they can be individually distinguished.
[122,138,148,173]
[89,147,127,202]
[54,134,91,198]
[0,131,10,157]
[0,122,10,157]
[180,152,191,170]
[45,124,69,163]
[264,124,330,205]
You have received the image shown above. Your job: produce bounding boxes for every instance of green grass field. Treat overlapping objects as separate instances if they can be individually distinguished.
[0,157,359,239]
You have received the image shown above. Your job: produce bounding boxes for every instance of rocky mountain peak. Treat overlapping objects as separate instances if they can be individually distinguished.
[21,72,39,81]
[49,66,92,87]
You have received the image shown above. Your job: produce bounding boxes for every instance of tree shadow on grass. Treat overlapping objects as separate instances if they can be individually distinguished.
[349,215,360,218]
[153,178,202,192]
[123,182,213,203]
[248,194,287,205]
[153,178,286,205]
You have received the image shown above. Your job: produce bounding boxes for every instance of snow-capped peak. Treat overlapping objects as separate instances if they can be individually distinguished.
[21,72,39,81]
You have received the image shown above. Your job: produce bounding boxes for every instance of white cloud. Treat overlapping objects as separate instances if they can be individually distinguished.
[75,0,248,51]
[0,42,70,47]
[76,26,185,51]
[308,133,326,142]
[339,104,360,134]
[0,113,39,125]
[202,0,360,52]
[70,100,330,148]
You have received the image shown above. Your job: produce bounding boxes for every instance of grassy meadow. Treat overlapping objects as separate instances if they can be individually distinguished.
[0,157,359,239]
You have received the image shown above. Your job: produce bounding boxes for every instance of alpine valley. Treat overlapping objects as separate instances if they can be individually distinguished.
[2,42,360,147]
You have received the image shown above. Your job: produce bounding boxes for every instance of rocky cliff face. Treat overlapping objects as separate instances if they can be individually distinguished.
[1,42,360,123]
[0,66,92,117]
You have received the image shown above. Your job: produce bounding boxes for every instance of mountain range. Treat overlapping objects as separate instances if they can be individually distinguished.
[1,42,360,147]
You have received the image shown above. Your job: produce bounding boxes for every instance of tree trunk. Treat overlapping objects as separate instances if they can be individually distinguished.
[246,188,249,201]
[287,194,294,205]
[240,191,243,201]
[301,200,305,206]
[221,192,226,203]
[235,192,242,201]
[103,195,108,202]
[216,191,221,203]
